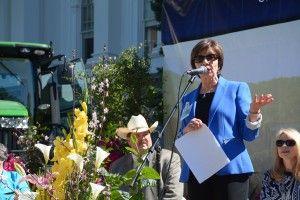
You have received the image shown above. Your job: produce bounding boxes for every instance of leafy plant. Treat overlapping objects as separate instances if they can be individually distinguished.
[91,47,163,134]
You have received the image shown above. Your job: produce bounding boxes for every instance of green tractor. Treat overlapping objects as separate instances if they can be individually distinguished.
[0,41,87,152]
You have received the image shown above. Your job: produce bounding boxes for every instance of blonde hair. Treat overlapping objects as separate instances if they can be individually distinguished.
[272,128,300,181]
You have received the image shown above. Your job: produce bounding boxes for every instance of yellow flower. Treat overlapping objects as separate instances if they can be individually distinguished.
[76,140,88,154]
[52,179,66,200]
[51,158,74,200]
[52,158,73,178]
[14,162,26,176]
[52,137,74,161]
[74,129,87,141]
[36,188,51,200]
[81,102,87,114]
[74,114,88,139]
[49,102,90,199]
[74,108,81,117]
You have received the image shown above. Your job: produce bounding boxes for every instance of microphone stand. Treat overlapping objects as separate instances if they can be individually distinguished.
[130,75,197,188]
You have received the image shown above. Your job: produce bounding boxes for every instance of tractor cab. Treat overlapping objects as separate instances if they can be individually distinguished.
[0,41,87,151]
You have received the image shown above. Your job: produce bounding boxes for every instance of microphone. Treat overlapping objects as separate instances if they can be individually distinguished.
[186,66,208,76]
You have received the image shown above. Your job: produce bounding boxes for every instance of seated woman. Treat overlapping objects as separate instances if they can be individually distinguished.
[0,143,30,199]
[260,128,300,199]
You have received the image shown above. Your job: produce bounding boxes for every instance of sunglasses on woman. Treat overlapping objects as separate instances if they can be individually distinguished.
[193,54,217,63]
[276,139,296,147]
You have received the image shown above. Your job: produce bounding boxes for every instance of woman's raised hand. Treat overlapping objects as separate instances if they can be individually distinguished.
[250,93,274,114]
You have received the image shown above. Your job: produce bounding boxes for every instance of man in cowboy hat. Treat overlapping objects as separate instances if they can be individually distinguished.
[110,114,183,200]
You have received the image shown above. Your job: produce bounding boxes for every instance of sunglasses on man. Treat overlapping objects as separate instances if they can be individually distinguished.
[276,139,296,147]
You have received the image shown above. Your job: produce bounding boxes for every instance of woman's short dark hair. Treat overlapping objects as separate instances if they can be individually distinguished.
[190,39,224,72]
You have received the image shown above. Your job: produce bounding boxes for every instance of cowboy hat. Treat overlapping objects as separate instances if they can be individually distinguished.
[116,114,158,139]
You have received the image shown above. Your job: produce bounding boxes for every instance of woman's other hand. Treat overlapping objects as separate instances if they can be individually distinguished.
[183,118,203,134]
[249,93,274,122]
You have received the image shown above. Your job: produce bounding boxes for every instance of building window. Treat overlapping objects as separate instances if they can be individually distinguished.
[145,26,158,54]
[81,0,94,32]
[84,37,94,60]
[144,0,161,57]
[81,0,94,61]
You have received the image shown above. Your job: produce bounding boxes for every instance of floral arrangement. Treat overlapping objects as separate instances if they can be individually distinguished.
[3,46,163,199]
[9,102,159,200]
[19,102,109,200]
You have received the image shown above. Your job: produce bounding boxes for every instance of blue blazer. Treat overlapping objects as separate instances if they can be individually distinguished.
[178,76,259,182]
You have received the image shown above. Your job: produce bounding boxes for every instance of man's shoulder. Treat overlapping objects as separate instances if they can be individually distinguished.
[109,154,132,172]
[159,149,180,160]
[160,148,172,154]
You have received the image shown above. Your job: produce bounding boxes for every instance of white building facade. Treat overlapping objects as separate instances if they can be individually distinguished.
[0,0,162,71]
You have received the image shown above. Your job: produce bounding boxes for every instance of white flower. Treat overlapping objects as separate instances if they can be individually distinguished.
[95,147,109,169]
[34,143,52,164]
[91,84,97,91]
[67,153,84,172]
[92,112,98,121]
[103,108,109,114]
[90,182,105,200]
[89,111,100,129]
[18,192,37,200]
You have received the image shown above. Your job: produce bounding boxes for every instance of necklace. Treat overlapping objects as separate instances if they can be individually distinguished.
[200,87,216,99]
[201,91,214,98]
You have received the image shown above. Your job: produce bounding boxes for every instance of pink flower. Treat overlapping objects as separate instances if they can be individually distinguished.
[3,153,25,171]
[21,172,55,190]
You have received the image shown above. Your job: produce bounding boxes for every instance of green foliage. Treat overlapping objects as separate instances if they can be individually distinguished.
[92,47,163,135]
[125,147,139,157]
[17,124,51,173]
[140,167,160,180]
[89,47,163,199]
[100,165,160,200]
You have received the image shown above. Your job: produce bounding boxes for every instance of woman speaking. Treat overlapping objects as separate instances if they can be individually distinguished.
[178,39,274,200]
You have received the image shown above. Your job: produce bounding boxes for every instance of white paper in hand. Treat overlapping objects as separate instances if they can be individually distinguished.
[175,124,230,183]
